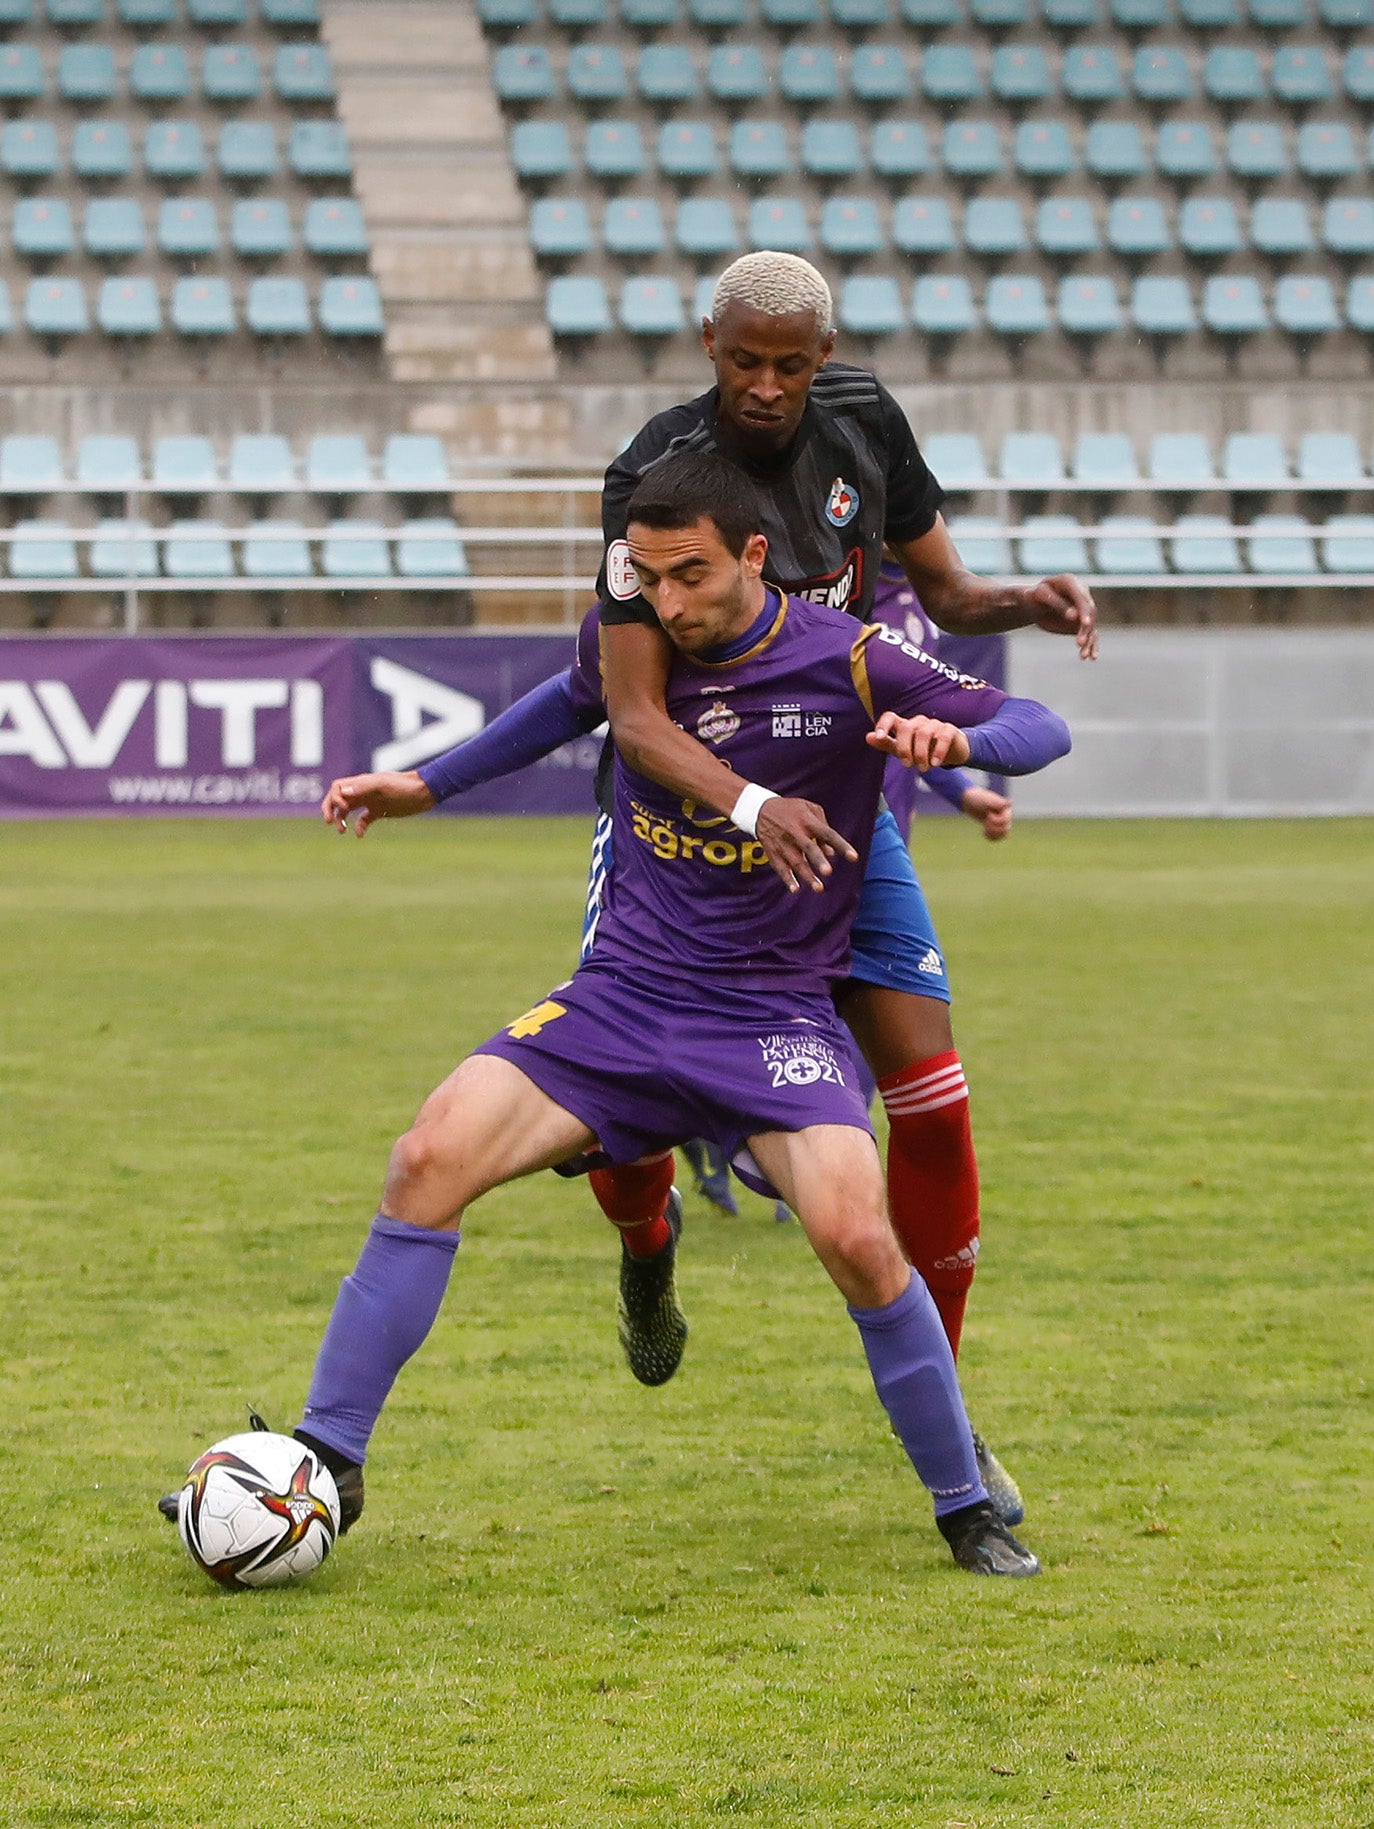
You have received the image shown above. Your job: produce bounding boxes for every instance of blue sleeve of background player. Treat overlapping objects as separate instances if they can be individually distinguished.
[416,669,603,805]
[923,765,975,808]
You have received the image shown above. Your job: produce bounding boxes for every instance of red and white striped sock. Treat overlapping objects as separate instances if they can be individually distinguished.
[878,1050,981,1359]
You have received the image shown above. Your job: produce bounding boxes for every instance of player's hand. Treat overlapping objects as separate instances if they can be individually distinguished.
[1026,574,1099,661]
[321,770,434,836]
[867,713,971,772]
[960,785,1012,841]
[754,796,858,896]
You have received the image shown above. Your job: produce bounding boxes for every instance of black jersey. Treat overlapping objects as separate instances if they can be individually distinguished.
[596,363,945,629]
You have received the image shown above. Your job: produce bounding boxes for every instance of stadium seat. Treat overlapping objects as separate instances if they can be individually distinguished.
[1073,431,1139,483]
[942,119,1003,176]
[1323,197,1374,255]
[707,43,768,101]
[153,436,219,493]
[260,0,318,14]
[131,44,190,101]
[1343,46,1374,103]
[1150,431,1216,483]
[0,46,44,101]
[833,0,893,26]
[1274,272,1339,332]
[1063,45,1124,103]
[0,0,34,16]
[1000,430,1066,483]
[1132,272,1198,332]
[1085,119,1146,177]
[689,0,748,25]
[839,275,904,335]
[638,43,697,102]
[229,434,296,492]
[383,436,450,493]
[172,276,235,335]
[1059,273,1122,333]
[568,44,629,102]
[965,195,1027,253]
[59,42,116,102]
[604,194,665,254]
[90,519,159,578]
[546,274,612,334]
[620,274,686,334]
[801,117,863,176]
[992,43,1052,102]
[397,519,468,579]
[1157,119,1219,178]
[15,198,74,258]
[235,198,295,257]
[84,197,145,258]
[493,45,555,103]
[10,520,79,580]
[912,273,977,334]
[871,118,930,176]
[901,0,960,23]
[73,120,131,177]
[1042,0,1101,21]
[946,515,1008,575]
[986,273,1050,334]
[921,44,982,102]
[2,120,59,178]
[893,194,956,253]
[1203,274,1267,332]
[1272,44,1331,104]
[676,195,737,255]
[530,196,594,258]
[1295,119,1357,178]
[289,121,351,178]
[305,434,371,493]
[1227,118,1288,176]
[1320,515,1374,571]
[1297,431,1364,483]
[819,194,883,255]
[551,0,610,25]
[203,45,262,104]
[973,0,1032,26]
[242,520,313,579]
[47,0,104,19]
[247,275,311,334]
[1014,119,1075,178]
[762,0,821,21]
[1095,516,1167,572]
[77,434,140,491]
[780,43,840,103]
[730,119,789,176]
[1180,195,1243,255]
[188,0,248,22]
[851,45,911,103]
[159,197,219,256]
[588,119,648,176]
[1108,195,1171,254]
[99,275,161,334]
[748,195,812,251]
[145,121,206,180]
[657,119,717,176]
[1037,195,1100,253]
[219,120,278,179]
[1132,45,1193,103]
[27,277,86,336]
[1249,0,1308,22]
[512,120,573,180]
[1222,431,1288,484]
[165,520,235,579]
[0,436,63,492]
[1112,0,1169,26]
[1345,275,1374,332]
[691,274,715,323]
[319,277,384,336]
[274,44,335,102]
[923,433,988,490]
[1204,46,1266,105]
[1018,515,1089,573]
[1251,195,1314,253]
[621,0,682,26]
[1181,0,1240,24]
[323,520,391,579]
[1247,513,1316,571]
[1319,0,1373,22]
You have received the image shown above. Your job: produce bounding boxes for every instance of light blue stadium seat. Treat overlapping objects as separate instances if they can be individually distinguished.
[0,0,34,17]
[992,43,1051,101]
[1037,194,1099,252]
[1343,47,1374,102]
[1073,432,1139,483]
[2,120,59,178]
[145,120,206,179]
[290,120,351,178]
[761,0,821,21]
[1345,276,1374,332]
[131,43,190,101]
[320,276,384,336]
[59,43,116,102]
[840,275,904,334]
[1180,0,1240,23]
[219,119,278,179]
[546,274,612,334]
[921,43,982,101]
[84,197,145,257]
[801,116,863,174]
[0,46,43,102]
[638,43,697,102]
[912,273,977,333]
[1296,119,1357,177]
[1249,0,1308,22]
[74,120,131,179]
[833,0,892,25]
[1272,44,1331,104]
[48,0,103,22]
[1320,516,1374,571]
[1297,432,1363,483]
[550,0,610,25]
[1223,433,1286,485]
[494,46,555,103]
[1151,432,1217,483]
[1274,272,1339,332]
[1108,195,1170,253]
[893,193,956,252]
[1043,0,1101,23]
[871,118,930,176]
[676,195,737,255]
[306,434,371,492]
[1323,197,1374,255]
[987,273,1050,334]
[165,521,235,579]
[1157,119,1218,177]
[10,520,79,580]
[247,275,311,334]
[1180,194,1242,254]
[901,0,959,21]
[1132,272,1197,331]
[657,119,717,175]
[15,198,74,258]
[323,520,391,579]
[303,198,367,257]
[77,435,141,490]
[187,0,247,22]
[1019,515,1089,573]
[1063,45,1124,103]
[923,433,988,490]
[851,44,910,102]
[691,274,716,322]
[1227,117,1287,175]
[621,0,681,25]
[1085,118,1146,175]
[275,43,334,101]
[708,43,767,101]
[0,436,63,492]
[243,520,312,578]
[98,274,160,333]
[1014,118,1075,177]
[172,276,234,335]
[730,119,789,175]
[820,194,883,254]
[397,519,468,580]
[1001,430,1066,482]
[530,196,594,257]
[153,436,218,493]
[91,519,159,578]
[1059,273,1122,332]
[689,0,747,24]
[1203,273,1267,331]
[1205,46,1266,104]
[159,196,219,255]
[1319,0,1372,21]
[512,121,573,181]
[748,195,812,250]
[1133,45,1193,102]
[1095,516,1166,573]
[1252,194,1313,252]
[383,436,451,493]
[973,0,1031,24]
[947,516,1009,576]
[477,0,538,23]
[203,44,262,103]
[780,43,840,103]
[587,119,646,176]
[1111,0,1169,25]
[965,194,1027,252]
[229,434,296,492]
[568,43,629,102]
[942,118,1003,175]
[621,274,686,334]
[1248,514,1316,572]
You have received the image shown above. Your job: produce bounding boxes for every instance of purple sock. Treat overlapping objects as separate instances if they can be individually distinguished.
[299,1213,460,1466]
[849,1274,988,1518]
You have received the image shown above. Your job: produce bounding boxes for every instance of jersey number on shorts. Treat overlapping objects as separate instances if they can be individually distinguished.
[507,999,568,1039]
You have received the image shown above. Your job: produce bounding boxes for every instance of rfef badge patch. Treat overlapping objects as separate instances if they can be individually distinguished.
[605,538,640,601]
[825,476,859,527]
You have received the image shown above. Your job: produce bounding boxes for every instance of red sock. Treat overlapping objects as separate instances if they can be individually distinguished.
[878,1051,980,1359]
[589,1155,674,1258]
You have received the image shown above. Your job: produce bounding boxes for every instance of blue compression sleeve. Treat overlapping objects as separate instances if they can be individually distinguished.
[963,696,1071,777]
[416,671,600,805]
[924,765,975,810]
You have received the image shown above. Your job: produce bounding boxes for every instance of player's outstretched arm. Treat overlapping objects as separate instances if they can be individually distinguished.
[889,517,1099,661]
[322,770,434,835]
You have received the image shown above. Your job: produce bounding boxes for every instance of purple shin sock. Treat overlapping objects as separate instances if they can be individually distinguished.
[849,1274,988,1517]
[298,1213,460,1466]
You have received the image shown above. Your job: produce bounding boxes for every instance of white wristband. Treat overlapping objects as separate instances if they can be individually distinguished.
[730,783,778,837]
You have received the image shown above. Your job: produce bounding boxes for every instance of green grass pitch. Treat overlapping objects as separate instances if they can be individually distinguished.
[1,815,1371,1828]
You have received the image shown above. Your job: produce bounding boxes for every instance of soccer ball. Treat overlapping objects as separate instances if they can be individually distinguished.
[177,1431,340,1590]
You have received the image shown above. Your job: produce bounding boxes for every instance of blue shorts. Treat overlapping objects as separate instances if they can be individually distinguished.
[581,804,951,1003]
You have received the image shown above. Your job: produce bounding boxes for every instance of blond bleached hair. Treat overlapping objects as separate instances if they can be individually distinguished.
[710,252,834,336]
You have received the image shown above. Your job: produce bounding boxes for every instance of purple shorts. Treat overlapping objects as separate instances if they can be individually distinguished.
[475,964,873,1165]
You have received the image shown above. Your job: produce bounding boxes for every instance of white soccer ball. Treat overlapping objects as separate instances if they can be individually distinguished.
[177,1431,340,1590]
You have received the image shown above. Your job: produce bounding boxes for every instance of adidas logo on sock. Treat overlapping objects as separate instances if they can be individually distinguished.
[916,947,943,975]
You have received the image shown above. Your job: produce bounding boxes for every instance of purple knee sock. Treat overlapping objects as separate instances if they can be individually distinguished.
[299,1213,460,1466]
[849,1273,988,1517]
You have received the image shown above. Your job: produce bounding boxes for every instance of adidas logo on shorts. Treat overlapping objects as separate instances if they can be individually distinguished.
[916,947,943,975]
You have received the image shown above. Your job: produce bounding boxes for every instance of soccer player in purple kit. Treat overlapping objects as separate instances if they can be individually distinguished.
[178,454,1070,1577]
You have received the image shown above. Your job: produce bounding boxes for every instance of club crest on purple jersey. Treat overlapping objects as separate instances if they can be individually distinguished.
[696,699,740,744]
[824,477,860,528]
